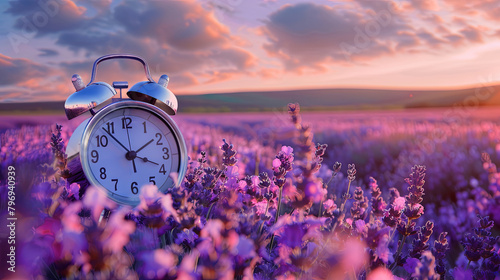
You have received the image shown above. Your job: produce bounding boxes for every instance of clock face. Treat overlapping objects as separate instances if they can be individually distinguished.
[80,101,187,205]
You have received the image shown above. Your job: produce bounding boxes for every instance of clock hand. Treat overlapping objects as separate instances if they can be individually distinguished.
[132,158,137,173]
[102,128,130,152]
[135,139,154,154]
[123,119,138,173]
[136,156,159,165]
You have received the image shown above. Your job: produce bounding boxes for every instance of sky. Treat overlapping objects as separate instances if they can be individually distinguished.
[1,0,500,103]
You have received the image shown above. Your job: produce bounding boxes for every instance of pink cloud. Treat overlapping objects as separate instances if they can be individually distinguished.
[460,25,486,43]
[0,54,54,86]
[442,0,500,22]
[408,0,440,11]
[6,0,86,35]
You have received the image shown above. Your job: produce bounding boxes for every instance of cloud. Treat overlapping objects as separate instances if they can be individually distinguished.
[6,0,87,35]
[0,91,23,103]
[416,31,446,47]
[74,0,112,14]
[260,2,494,72]
[0,55,71,102]
[407,0,440,11]
[0,54,54,86]
[54,0,256,82]
[59,58,201,92]
[38,48,59,57]
[0,0,257,97]
[113,0,232,51]
[460,26,485,43]
[442,0,500,22]
[259,2,413,71]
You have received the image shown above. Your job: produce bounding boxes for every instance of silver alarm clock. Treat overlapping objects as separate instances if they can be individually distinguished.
[64,54,187,206]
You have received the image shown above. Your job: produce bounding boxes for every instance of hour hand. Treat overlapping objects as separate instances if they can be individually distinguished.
[102,128,129,152]
[137,156,159,165]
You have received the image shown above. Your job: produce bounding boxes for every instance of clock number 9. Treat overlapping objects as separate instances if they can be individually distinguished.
[91,150,99,163]
[131,182,138,194]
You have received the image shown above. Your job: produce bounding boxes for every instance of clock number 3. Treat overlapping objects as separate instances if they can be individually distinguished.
[163,147,169,160]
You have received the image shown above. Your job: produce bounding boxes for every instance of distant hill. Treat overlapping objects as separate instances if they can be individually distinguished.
[1,85,499,114]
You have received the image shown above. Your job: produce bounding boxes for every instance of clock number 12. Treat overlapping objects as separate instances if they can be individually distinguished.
[122,117,132,129]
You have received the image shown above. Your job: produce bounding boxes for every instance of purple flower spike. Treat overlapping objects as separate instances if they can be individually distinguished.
[347,164,356,182]
[221,139,238,166]
[433,232,449,277]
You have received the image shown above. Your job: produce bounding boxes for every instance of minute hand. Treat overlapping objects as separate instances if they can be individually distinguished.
[136,139,154,154]
[102,128,130,152]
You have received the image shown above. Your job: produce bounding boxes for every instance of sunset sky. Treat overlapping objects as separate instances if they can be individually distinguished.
[1,0,500,102]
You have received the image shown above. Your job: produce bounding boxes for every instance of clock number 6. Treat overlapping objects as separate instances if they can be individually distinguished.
[131,182,138,194]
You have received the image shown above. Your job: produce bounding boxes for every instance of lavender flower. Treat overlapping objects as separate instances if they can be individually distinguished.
[347,163,357,182]
[221,138,238,166]
[369,177,387,218]
[409,221,434,259]
[404,165,426,221]
[350,187,368,220]
[433,232,449,277]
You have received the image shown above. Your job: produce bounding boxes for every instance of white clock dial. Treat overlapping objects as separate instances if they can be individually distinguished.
[80,101,186,206]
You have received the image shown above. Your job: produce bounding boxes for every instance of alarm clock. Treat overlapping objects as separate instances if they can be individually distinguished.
[64,54,187,206]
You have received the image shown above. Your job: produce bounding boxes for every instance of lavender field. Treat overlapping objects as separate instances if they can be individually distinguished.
[1,105,500,280]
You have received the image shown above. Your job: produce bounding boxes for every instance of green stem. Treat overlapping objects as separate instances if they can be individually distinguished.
[160,233,166,249]
[331,179,353,232]
[169,227,176,244]
[319,171,338,218]
[318,197,323,218]
[194,256,199,273]
[339,180,352,213]
[392,235,407,270]
[206,202,216,220]
[255,153,260,176]
[259,200,270,236]
[275,185,284,223]
[41,257,60,280]
[269,185,284,250]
